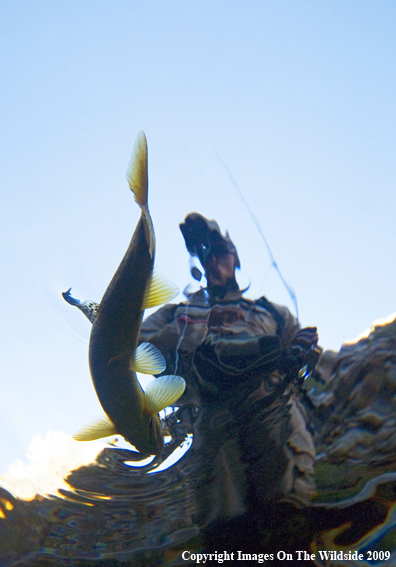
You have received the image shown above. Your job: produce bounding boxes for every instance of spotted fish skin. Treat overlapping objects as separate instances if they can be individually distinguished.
[62,288,98,324]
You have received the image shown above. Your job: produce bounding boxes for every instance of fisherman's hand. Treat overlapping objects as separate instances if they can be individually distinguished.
[290,327,321,368]
[291,327,319,352]
[279,327,321,375]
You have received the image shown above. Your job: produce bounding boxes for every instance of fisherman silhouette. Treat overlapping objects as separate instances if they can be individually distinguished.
[139,213,321,543]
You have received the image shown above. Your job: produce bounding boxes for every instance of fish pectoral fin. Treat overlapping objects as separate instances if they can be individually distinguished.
[130,342,166,374]
[144,375,186,415]
[143,269,179,309]
[73,416,117,441]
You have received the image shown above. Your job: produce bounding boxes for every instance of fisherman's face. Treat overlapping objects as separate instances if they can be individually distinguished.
[204,252,235,287]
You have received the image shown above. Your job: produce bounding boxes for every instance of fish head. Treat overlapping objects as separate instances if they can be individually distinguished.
[147,414,165,455]
[127,412,163,456]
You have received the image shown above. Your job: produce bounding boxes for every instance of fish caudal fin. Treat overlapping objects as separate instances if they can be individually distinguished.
[126,131,155,257]
[144,375,186,415]
[73,416,117,441]
[126,131,148,209]
[130,342,166,375]
[143,269,179,310]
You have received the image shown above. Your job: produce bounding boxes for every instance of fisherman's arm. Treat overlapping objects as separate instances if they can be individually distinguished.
[262,300,321,373]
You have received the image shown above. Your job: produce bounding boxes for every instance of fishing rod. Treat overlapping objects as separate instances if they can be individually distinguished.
[215,151,299,321]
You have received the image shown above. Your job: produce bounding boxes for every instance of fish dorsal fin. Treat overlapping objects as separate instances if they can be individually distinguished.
[126,131,148,209]
[73,416,117,441]
[130,342,166,375]
[144,375,186,415]
[143,269,179,310]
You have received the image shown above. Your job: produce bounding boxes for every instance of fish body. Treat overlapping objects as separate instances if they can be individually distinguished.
[89,217,157,452]
[69,132,184,455]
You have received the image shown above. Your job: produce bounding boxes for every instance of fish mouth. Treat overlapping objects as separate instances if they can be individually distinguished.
[148,417,164,455]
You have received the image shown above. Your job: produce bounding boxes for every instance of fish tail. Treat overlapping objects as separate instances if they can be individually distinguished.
[126,131,148,209]
[126,131,155,256]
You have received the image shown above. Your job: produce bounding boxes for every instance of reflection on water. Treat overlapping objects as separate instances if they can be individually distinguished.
[0,432,105,502]
[1,316,396,566]
[0,432,200,566]
[1,430,396,566]
[1,441,396,566]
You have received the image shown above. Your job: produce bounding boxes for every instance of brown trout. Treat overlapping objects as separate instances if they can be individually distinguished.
[66,132,185,454]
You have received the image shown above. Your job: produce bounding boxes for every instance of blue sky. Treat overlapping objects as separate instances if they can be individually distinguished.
[1,1,395,476]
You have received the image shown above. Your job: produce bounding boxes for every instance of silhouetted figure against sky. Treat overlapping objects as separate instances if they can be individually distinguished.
[140,213,321,537]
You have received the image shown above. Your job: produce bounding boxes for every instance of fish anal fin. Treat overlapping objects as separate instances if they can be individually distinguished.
[73,416,117,441]
[126,131,148,209]
[130,342,166,375]
[143,270,179,310]
[144,375,186,415]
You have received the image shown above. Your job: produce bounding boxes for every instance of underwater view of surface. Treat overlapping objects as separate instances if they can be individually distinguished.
[1,1,396,565]
[2,132,396,566]
[1,306,396,566]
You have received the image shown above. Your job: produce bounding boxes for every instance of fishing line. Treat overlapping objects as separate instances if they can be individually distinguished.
[214,151,299,321]
[174,302,189,375]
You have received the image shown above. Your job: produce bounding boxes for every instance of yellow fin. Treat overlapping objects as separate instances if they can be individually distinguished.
[126,131,148,209]
[73,416,117,441]
[130,342,166,375]
[144,375,186,415]
[143,269,179,310]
